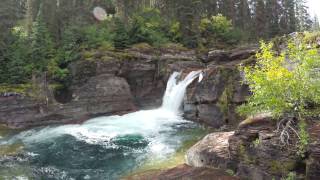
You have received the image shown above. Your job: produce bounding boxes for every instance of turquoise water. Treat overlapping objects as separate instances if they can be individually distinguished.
[0,111,207,180]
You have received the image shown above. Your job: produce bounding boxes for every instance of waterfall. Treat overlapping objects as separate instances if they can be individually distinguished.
[161,70,203,113]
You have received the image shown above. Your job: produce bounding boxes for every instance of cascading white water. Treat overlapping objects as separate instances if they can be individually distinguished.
[1,71,204,179]
[162,70,203,113]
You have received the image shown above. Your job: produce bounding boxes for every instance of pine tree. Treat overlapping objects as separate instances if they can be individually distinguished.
[312,15,320,31]
[219,0,236,24]
[266,0,281,37]
[113,18,129,49]
[176,0,201,48]
[201,0,218,18]
[253,0,267,38]
[235,0,252,31]
[279,0,296,34]
[296,0,312,31]
[30,5,55,74]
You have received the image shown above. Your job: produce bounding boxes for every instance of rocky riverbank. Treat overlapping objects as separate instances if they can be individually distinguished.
[184,115,320,180]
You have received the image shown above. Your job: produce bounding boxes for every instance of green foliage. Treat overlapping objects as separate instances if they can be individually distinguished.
[238,41,320,118]
[113,18,129,49]
[47,59,70,83]
[200,14,233,37]
[253,138,260,148]
[297,120,309,158]
[0,84,32,95]
[128,8,169,46]
[29,14,55,74]
[303,31,320,44]
[2,26,30,84]
[282,172,297,180]
[226,169,235,176]
[168,21,182,43]
[200,14,241,46]
[81,22,113,49]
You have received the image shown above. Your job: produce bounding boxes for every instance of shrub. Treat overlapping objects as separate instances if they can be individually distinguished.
[128,8,169,46]
[238,41,320,118]
[81,22,114,49]
[168,21,182,43]
[200,14,244,46]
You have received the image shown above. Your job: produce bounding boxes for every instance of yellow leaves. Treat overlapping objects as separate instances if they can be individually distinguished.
[266,67,293,81]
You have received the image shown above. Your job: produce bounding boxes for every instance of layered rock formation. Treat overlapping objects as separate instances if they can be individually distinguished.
[0,75,135,128]
[0,46,256,129]
[186,115,320,180]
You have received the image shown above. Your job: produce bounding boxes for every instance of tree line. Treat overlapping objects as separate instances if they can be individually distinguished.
[0,0,319,85]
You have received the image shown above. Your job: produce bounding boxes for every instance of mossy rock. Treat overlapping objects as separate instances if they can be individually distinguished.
[269,160,296,175]
[114,51,138,61]
[82,51,96,59]
[160,43,189,51]
[0,143,24,156]
[131,43,153,51]
[0,124,11,138]
[238,143,258,165]
[0,84,32,96]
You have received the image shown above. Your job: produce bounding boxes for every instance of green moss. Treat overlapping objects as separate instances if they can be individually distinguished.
[239,144,257,164]
[0,143,24,156]
[114,51,137,61]
[98,41,115,51]
[269,160,296,174]
[297,120,309,158]
[101,56,114,61]
[226,169,235,176]
[160,43,189,51]
[282,172,297,180]
[82,51,96,59]
[0,84,32,95]
[0,124,11,138]
[131,43,153,50]
[216,67,238,120]
[217,87,230,116]
[253,138,260,148]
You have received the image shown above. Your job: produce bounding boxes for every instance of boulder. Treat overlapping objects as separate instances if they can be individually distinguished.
[186,132,235,169]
